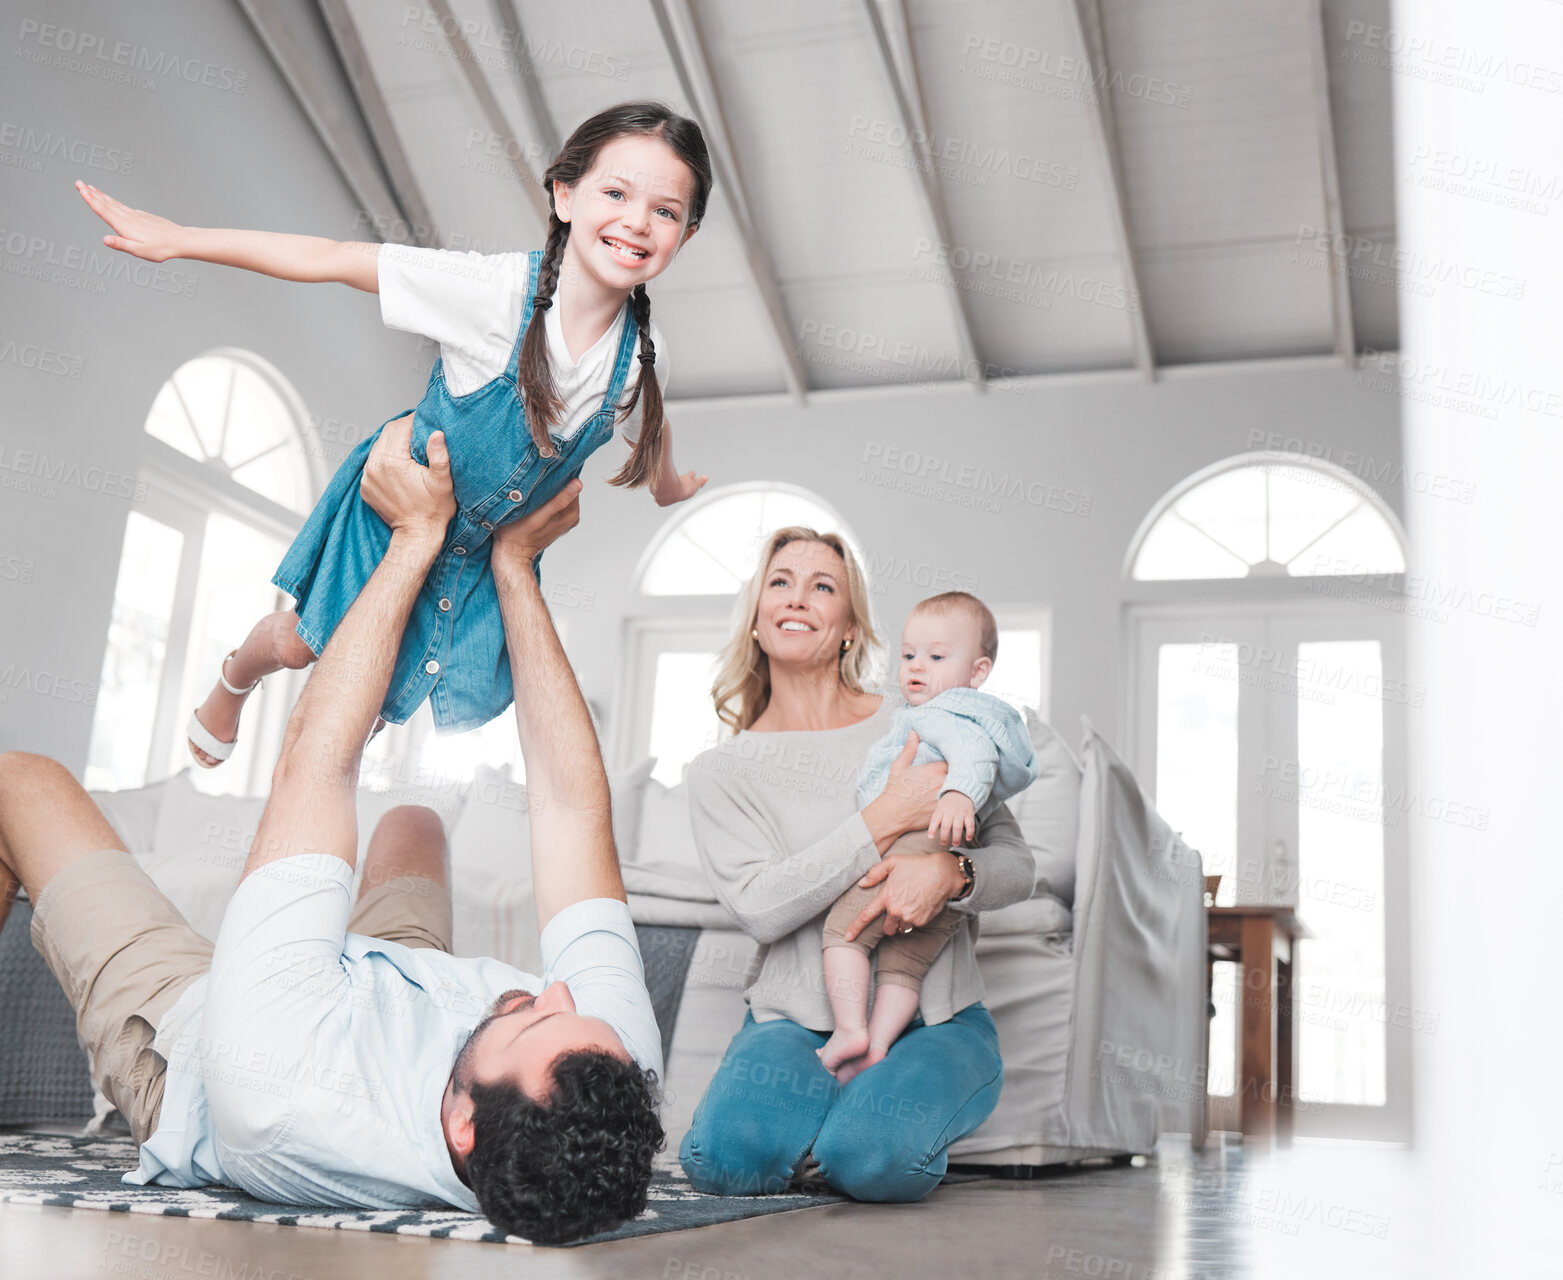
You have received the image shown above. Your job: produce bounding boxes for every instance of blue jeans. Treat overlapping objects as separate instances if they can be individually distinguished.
[679,1003,1003,1202]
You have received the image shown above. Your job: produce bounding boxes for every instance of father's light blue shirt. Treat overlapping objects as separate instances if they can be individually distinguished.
[126,854,662,1212]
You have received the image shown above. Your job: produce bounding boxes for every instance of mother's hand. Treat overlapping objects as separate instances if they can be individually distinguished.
[841,852,967,941]
[861,731,949,854]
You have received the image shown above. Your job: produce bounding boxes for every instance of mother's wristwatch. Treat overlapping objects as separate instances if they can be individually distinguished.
[949,852,975,902]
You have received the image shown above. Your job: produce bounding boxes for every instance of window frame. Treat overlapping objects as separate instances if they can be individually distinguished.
[89,350,320,796]
[1122,451,1410,584]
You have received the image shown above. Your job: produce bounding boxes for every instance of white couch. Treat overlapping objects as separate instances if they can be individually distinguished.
[84,712,1208,1169]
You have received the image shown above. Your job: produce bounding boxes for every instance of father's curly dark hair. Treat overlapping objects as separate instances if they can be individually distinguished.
[465,1049,665,1244]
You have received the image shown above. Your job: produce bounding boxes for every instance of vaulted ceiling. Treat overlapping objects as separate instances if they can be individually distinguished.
[242,0,1398,401]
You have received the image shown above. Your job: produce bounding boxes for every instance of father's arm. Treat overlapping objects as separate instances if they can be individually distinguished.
[239,415,453,883]
[489,480,626,930]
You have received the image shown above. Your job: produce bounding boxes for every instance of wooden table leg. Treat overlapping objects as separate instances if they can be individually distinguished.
[1240,917,1275,1139]
[1276,943,1295,1147]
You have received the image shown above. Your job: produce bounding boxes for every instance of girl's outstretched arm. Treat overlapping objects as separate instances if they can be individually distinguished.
[74,180,380,293]
[648,417,708,507]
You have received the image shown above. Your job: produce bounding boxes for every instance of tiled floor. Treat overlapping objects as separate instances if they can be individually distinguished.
[0,1134,1419,1278]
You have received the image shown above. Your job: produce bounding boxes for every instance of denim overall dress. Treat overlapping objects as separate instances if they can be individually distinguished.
[272,249,639,731]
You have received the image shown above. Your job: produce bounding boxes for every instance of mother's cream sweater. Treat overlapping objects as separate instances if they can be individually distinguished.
[684,697,1036,1030]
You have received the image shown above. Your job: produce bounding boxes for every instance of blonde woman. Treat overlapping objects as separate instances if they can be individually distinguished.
[678,529,1035,1201]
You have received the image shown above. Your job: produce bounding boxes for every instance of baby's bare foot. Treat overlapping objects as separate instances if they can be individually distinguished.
[817,1026,871,1077]
[833,1041,888,1087]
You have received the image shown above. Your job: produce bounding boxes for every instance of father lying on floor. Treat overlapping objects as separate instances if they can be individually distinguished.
[0,418,663,1245]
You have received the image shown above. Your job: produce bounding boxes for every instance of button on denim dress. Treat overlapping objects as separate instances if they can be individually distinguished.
[273,250,638,731]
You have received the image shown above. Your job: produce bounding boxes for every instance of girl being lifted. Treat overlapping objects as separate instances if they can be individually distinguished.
[77,101,711,762]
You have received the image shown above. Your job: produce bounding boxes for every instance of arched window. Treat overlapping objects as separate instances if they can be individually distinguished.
[143,350,316,515]
[635,483,862,595]
[1126,453,1406,580]
[86,352,319,797]
[1124,452,1411,1139]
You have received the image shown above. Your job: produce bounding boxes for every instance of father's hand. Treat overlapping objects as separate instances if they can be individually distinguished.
[361,413,454,542]
[492,478,583,566]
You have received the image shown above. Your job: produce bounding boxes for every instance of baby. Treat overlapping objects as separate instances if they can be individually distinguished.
[817,591,1039,1084]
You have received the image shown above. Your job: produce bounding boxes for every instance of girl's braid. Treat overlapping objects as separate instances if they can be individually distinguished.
[518,211,570,455]
[608,283,665,489]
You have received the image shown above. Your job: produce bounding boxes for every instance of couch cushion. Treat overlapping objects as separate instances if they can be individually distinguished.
[1005,709,1083,906]
[622,775,718,903]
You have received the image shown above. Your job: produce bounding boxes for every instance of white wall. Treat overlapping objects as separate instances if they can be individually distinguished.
[0,0,428,769]
[553,359,1404,756]
[1392,0,1563,1270]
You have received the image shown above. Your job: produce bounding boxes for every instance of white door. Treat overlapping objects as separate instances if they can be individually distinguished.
[1129,601,1411,1142]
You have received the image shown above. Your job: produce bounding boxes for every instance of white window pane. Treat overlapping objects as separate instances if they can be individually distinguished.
[648,652,724,785]
[987,629,1043,716]
[1155,643,1239,906]
[224,362,311,514]
[1266,466,1362,565]
[144,378,207,461]
[1134,515,1249,580]
[1132,462,1405,581]
[641,530,748,595]
[1172,467,1268,565]
[639,488,857,596]
[86,514,184,790]
[1296,640,1387,1106]
[144,355,311,515]
[1289,503,1407,576]
[174,514,288,796]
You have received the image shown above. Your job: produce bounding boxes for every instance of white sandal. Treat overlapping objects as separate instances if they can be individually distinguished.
[186,650,262,768]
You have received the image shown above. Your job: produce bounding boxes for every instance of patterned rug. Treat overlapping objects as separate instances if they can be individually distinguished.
[0,1132,854,1247]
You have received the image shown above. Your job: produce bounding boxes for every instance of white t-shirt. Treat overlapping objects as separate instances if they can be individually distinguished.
[128,854,662,1213]
[377,243,669,444]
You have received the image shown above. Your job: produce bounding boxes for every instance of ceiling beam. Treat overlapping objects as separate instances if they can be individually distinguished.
[424,0,551,235]
[1068,0,1155,381]
[237,0,405,235]
[316,0,440,247]
[858,0,986,390]
[1307,0,1357,368]
[490,0,561,163]
[647,0,808,402]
